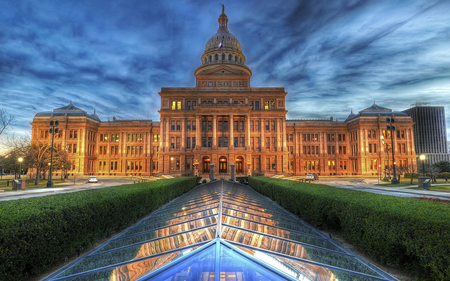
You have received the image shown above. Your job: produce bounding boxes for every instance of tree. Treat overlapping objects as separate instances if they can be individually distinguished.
[28,140,52,185]
[1,135,31,178]
[0,108,15,137]
[433,160,450,173]
[403,162,418,185]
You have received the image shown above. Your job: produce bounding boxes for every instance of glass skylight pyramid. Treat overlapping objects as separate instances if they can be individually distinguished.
[45,180,396,281]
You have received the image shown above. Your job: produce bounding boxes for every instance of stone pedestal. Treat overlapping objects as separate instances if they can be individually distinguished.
[418,176,431,188]
[231,164,235,181]
[19,179,26,190]
[210,164,214,181]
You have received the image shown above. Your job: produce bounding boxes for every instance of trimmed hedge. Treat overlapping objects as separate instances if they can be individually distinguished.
[0,177,196,281]
[248,177,450,280]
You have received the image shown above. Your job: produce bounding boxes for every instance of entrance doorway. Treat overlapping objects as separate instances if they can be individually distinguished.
[236,156,243,173]
[203,156,210,173]
[219,156,227,173]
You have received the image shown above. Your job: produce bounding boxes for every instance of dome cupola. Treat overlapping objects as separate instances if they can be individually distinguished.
[201,5,246,65]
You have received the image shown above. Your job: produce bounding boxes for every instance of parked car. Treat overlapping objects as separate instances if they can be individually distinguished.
[305,174,319,181]
[88,176,98,183]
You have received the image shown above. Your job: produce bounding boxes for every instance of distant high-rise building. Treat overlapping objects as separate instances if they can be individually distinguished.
[403,104,450,163]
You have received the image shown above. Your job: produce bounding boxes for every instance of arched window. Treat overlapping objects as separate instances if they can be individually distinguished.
[209,55,212,62]
[228,54,231,61]
[222,54,225,61]
[215,54,218,61]
[235,56,237,62]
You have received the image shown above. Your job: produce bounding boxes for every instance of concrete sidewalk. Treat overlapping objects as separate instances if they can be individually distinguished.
[316,178,450,200]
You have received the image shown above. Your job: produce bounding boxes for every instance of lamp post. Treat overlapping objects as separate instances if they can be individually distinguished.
[386,118,398,184]
[419,154,426,176]
[18,157,23,179]
[47,120,59,187]
[61,165,64,180]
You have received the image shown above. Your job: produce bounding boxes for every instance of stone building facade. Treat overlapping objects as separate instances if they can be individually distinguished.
[31,9,417,178]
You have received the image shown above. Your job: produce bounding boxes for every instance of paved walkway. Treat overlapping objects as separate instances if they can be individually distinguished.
[2,177,449,201]
[0,179,137,201]
[314,178,450,200]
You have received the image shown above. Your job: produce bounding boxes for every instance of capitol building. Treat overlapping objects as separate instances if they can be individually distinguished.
[31,8,417,178]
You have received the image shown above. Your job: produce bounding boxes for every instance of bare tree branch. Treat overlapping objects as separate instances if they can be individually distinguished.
[0,108,15,136]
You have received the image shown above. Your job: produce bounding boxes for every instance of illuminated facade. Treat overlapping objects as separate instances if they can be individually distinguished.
[31,9,416,177]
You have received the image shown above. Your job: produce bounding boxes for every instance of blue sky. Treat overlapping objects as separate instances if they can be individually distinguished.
[1,0,450,146]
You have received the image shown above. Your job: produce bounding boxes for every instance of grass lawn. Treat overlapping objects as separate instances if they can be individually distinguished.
[408,185,450,192]
[0,178,72,192]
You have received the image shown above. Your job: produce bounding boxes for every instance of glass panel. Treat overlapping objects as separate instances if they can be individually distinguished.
[235,245,383,281]
[56,227,216,278]
[147,244,216,281]
[222,215,343,252]
[222,226,383,277]
[121,208,218,237]
[60,247,201,281]
[96,217,218,253]
[219,244,287,280]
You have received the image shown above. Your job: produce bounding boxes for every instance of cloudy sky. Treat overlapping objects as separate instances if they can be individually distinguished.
[1,0,450,146]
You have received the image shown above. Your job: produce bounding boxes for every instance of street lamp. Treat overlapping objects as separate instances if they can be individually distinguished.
[61,165,64,180]
[381,135,386,180]
[18,157,23,179]
[47,120,59,187]
[419,154,426,176]
[386,117,398,184]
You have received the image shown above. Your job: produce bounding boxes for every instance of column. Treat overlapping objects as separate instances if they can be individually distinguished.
[159,120,164,152]
[181,118,186,150]
[166,118,170,150]
[196,115,200,149]
[282,118,287,151]
[246,114,251,148]
[261,118,265,151]
[276,118,281,150]
[229,114,234,149]
[213,115,217,149]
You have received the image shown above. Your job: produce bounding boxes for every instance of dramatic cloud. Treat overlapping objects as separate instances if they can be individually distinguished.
[1,0,449,146]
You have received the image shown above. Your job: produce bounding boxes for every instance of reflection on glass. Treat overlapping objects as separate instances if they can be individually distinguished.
[222,215,342,252]
[222,226,382,277]
[57,227,216,278]
[120,209,218,237]
[148,244,216,281]
[97,217,218,253]
[219,244,287,280]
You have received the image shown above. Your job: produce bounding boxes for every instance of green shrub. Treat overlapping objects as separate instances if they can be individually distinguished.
[248,177,450,280]
[0,177,196,281]
[236,176,248,184]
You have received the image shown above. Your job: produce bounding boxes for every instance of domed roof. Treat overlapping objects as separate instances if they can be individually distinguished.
[204,6,243,55]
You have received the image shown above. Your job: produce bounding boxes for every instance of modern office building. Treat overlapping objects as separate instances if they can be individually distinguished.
[31,9,417,177]
[403,103,450,164]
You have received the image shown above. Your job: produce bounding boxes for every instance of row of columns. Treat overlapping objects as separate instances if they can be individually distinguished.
[161,115,287,150]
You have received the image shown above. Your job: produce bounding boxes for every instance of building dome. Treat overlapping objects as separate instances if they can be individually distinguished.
[201,6,246,65]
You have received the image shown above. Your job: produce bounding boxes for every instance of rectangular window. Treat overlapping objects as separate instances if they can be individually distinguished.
[224,121,228,130]
[255,121,259,131]
[224,137,228,147]
[208,121,212,131]
[264,101,269,110]
[271,121,275,131]
[250,121,254,131]
[187,137,191,148]
[265,121,270,131]
[193,137,196,148]
[202,137,207,147]
[187,101,191,110]
[240,137,244,147]
[202,121,207,131]
[219,137,222,147]
[234,121,238,131]
[177,101,181,110]
[218,121,222,131]
[255,101,260,110]
[153,134,158,142]
[208,137,212,147]
[74,131,78,139]
[171,121,175,131]
[187,121,191,131]
[234,137,238,147]
[193,121,196,130]
[369,144,372,153]
[171,137,175,149]
[176,121,181,131]
[239,121,244,131]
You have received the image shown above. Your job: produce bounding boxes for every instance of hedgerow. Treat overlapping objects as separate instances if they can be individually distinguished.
[248,177,450,280]
[0,177,196,281]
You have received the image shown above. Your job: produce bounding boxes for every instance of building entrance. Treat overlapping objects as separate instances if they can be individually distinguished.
[219,156,227,173]
[203,157,211,173]
[236,156,243,173]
